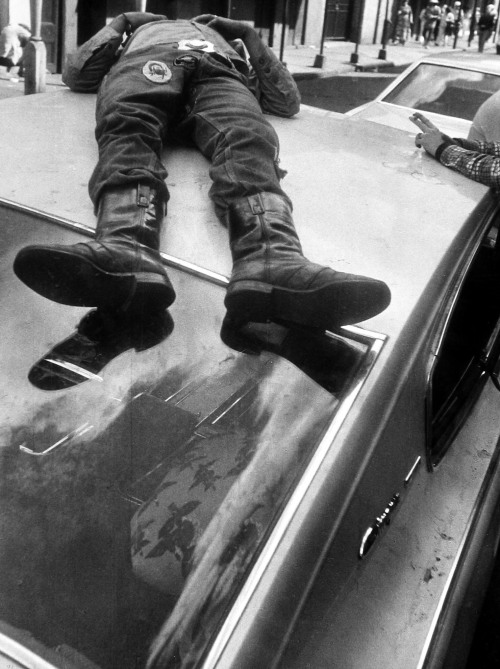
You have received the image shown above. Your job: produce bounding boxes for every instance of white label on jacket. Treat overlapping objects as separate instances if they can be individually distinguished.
[178,39,216,52]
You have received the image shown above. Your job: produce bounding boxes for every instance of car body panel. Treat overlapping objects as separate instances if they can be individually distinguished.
[346,53,500,138]
[0,91,499,669]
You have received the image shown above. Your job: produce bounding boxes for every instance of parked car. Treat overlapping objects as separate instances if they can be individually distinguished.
[347,51,500,138]
[1,89,500,669]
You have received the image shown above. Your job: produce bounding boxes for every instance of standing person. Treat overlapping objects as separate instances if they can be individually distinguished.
[478,3,498,52]
[393,1,413,45]
[13,12,390,337]
[437,5,449,46]
[444,6,456,46]
[0,22,30,75]
[422,0,442,47]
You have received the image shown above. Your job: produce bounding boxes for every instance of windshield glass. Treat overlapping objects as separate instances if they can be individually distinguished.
[1,208,381,669]
[382,63,500,120]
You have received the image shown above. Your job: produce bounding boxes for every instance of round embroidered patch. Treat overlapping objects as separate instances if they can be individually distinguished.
[142,60,172,83]
[178,39,216,53]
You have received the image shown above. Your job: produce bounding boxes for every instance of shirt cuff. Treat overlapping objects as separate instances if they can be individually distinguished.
[435,140,455,162]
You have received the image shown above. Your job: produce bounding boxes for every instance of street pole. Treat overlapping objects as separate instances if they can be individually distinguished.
[350,0,367,65]
[24,0,46,95]
[313,0,329,68]
[468,0,478,47]
[378,0,390,60]
[279,0,289,63]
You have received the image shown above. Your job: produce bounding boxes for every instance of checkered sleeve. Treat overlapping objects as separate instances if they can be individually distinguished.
[454,138,500,157]
[438,144,500,190]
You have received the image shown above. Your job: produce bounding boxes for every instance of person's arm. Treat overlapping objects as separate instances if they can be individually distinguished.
[193,15,300,117]
[243,28,301,118]
[454,137,500,157]
[437,144,500,190]
[411,112,500,189]
[63,12,165,93]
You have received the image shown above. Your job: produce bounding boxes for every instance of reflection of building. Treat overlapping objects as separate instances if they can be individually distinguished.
[0,1,481,75]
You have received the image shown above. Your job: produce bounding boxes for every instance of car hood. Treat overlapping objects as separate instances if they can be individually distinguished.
[346,100,472,139]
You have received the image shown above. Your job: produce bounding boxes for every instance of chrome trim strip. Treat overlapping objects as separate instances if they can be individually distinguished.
[159,252,229,286]
[405,456,422,487]
[0,196,95,235]
[19,422,93,456]
[0,196,229,286]
[416,427,500,669]
[0,630,61,669]
[202,329,387,668]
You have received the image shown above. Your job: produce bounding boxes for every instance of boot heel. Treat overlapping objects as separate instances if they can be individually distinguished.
[128,273,176,313]
[224,281,273,323]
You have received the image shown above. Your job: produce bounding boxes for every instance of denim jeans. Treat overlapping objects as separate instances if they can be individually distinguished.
[89,44,289,220]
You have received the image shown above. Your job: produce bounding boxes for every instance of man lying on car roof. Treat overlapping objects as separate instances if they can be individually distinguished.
[13,12,390,337]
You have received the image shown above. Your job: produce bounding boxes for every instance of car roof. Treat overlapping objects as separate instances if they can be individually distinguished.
[0,89,488,343]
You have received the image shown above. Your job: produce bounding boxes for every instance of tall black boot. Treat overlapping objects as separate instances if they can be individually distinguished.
[14,184,175,313]
[224,192,391,331]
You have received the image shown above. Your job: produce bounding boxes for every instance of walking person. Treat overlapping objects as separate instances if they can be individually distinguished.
[478,3,497,52]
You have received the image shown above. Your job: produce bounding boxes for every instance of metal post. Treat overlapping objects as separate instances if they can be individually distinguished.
[452,4,462,49]
[301,0,309,44]
[350,0,367,64]
[494,0,500,48]
[313,0,329,68]
[24,0,46,95]
[378,0,390,60]
[279,0,289,63]
[135,0,147,10]
[469,0,478,47]
[227,0,232,18]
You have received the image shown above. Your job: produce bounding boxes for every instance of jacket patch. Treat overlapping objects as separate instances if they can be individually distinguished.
[142,60,172,84]
[173,54,199,69]
[178,38,216,53]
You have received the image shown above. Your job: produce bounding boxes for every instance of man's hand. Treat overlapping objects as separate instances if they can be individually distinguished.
[122,12,167,34]
[410,112,453,157]
[192,14,253,41]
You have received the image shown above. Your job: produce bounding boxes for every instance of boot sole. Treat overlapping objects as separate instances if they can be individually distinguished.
[224,279,391,330]
[14,246,176,313]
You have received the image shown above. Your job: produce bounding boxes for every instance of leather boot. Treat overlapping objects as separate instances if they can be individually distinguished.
[14,184,175,313]
[224,192,391,331]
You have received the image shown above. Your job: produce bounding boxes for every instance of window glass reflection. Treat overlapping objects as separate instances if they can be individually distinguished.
[383,64,500,120]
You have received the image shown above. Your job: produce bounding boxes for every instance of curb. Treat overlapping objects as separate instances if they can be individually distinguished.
[291,58,402,80]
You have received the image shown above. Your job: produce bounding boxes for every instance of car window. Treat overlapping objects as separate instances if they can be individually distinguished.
[2,208,384,669]
[426,211,500,465]
[382,64,500,121]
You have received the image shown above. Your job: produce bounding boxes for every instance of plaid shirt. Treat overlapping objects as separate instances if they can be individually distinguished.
[439,139,500,194]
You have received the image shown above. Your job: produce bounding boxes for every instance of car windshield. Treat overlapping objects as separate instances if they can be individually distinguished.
[1,207,384,669]
[382,63,500,120]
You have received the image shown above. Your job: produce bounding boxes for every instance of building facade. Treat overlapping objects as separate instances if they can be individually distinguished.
[0,0,484,74]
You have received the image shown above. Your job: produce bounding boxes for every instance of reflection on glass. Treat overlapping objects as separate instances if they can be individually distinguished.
[28,308,174,391]
[3,264,377,669]
[383,64,500,120]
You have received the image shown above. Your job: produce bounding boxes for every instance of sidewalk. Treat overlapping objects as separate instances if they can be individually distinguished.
[276,35,495,79]
[0,36,495,96]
